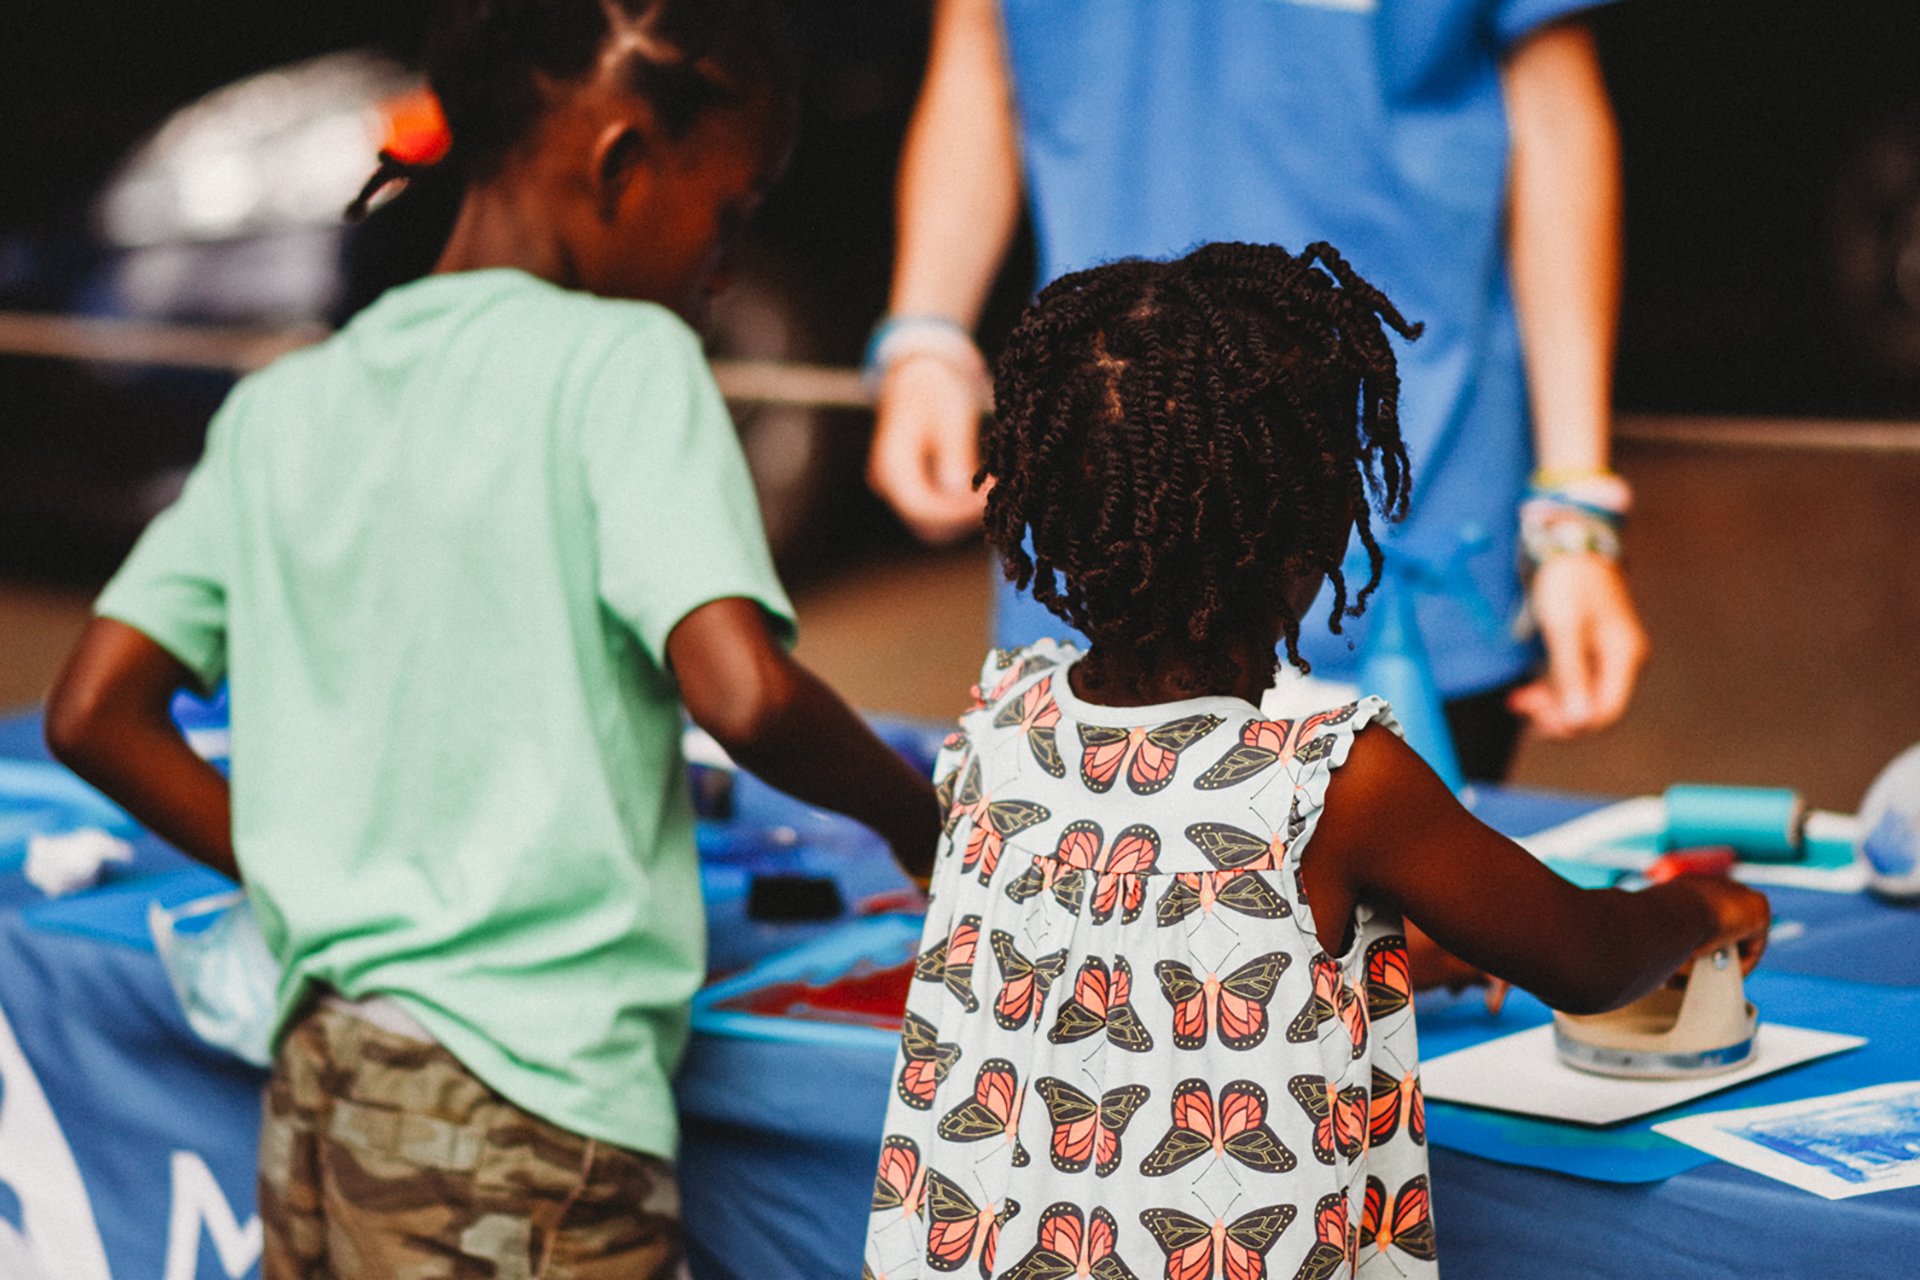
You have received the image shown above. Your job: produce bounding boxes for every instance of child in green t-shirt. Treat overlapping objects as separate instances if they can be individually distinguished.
[44,2,939,1275]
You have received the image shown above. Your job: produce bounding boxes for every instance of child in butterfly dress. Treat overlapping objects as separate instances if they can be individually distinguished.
[863,242,1771,1280]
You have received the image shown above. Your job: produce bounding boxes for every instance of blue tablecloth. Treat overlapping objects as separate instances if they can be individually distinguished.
[5,708,1920,1280]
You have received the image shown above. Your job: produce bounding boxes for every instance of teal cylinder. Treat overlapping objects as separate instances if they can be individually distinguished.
[1663,784,1804,862]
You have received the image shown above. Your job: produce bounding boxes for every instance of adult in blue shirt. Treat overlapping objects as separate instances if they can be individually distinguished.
[865,0,1646,779]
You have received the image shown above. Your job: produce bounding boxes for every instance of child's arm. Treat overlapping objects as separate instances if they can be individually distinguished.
[45,619,237,880]
[1304,727,1769,1015]
[666,598,942,882]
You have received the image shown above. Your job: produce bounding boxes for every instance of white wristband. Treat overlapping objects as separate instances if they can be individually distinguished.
[862,315,989,393]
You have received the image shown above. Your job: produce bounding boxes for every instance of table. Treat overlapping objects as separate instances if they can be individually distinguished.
[4,709,1919,1280]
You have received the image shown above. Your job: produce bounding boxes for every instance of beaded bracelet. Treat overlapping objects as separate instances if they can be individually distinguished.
[1519,470,1631,569]
[861,314,990,394]
[1519,505,1623,567]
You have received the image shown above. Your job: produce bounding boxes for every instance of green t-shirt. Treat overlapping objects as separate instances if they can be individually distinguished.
[96,269,795,1159]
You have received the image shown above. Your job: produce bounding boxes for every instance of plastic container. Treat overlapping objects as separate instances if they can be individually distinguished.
[1857,743,1920,901]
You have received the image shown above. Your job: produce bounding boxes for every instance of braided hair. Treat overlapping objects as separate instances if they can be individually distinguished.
[982,241,1421,691]
[347,0,794,219]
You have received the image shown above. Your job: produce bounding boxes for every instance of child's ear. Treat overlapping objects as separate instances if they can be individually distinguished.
[590,120,650,223]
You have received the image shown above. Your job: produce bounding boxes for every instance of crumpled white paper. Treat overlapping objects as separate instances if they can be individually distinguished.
[23,828,135,897]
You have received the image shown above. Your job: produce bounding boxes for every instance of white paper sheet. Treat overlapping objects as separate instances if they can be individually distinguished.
[1516,795,1667,864]
[1653,1081,1920,1198]
[1421,1022,1865,1126]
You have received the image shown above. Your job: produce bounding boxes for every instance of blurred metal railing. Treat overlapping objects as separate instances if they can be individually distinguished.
[1,310,1917,451]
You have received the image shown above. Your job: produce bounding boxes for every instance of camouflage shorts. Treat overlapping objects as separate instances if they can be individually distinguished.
[259,1002,683,1280]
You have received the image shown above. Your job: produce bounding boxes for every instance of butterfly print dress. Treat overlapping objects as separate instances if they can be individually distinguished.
[866,642,1437,1280]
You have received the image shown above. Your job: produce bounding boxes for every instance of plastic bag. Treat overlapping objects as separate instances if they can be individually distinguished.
[147,892,279,1068]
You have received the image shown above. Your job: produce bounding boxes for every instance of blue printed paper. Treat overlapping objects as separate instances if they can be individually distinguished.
[1655,1081,1920,1198]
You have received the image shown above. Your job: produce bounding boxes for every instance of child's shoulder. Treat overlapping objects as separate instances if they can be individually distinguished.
[1284,694,1404,820]
[965,640,1077,713]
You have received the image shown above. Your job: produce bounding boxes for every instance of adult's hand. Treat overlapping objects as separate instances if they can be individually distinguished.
[868,0,1021,540]
[867,355,990,543]
[1507,552,1648,738]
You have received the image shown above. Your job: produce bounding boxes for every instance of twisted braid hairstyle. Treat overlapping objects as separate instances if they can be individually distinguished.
[348,0,794,218]
[982,241,1421,690]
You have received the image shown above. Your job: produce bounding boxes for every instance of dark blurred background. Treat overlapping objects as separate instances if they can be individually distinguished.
[2,0,1917,807]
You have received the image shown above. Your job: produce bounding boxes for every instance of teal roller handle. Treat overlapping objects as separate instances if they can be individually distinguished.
[1663,784,1805,862]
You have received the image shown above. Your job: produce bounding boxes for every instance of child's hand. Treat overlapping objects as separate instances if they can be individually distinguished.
[1678,877,1772,975]
[669,599,944,887]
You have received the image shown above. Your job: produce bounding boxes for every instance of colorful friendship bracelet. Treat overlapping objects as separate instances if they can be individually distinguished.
[1527,469,1632,517]
[1519,469,1632,568]
[1519,505,1624,566]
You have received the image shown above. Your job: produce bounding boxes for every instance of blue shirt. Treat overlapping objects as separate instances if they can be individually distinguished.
[993,0,1604,696]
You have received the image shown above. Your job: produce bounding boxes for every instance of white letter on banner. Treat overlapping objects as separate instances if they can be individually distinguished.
[0,999,111,1280]
[163,1152,261,1280]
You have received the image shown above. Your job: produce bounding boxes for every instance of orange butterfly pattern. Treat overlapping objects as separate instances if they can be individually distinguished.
[871,1135,929,1221]
[938,1058,1031,1168]
[1364,937,1413,1023]
[1291,1192,1359,1280]
[897,1010,962,1111]
[924,1170,1019,1278]
[1288,1074,1370,1166]
[915,914,982,1013]
[1034,1078,1151,1177]
[949,759,1051,885]
[1286,955,1368,1060]
[1154,952,1290,1051]
[1139,1078,1297,1178]
[1050,820,1163,923]
[865,646,1433,1280]
[1004,846,1088,914]
[1006,1203,1141,1280]
[1007,818,1157,917]
[1193,706,1360,791]
[990,931,1070,1032]
[1156,869,1291,928]
[933,729,971,815]
[1183,822,1291,873]
[1140,1203,1295,1280]
[1368,1064,1426,1148]
[1359,1175,1436,1263]
[1049,956,1154,1053]
[994,675,1068,778]
[1078,714,1224,795]
[967,648,1052,713]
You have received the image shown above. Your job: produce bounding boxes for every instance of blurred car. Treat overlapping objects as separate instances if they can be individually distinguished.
[0,4,960,579]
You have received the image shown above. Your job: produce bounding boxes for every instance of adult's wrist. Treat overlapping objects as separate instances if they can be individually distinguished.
[1519,469,1632,571]
[863,313,989,395]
